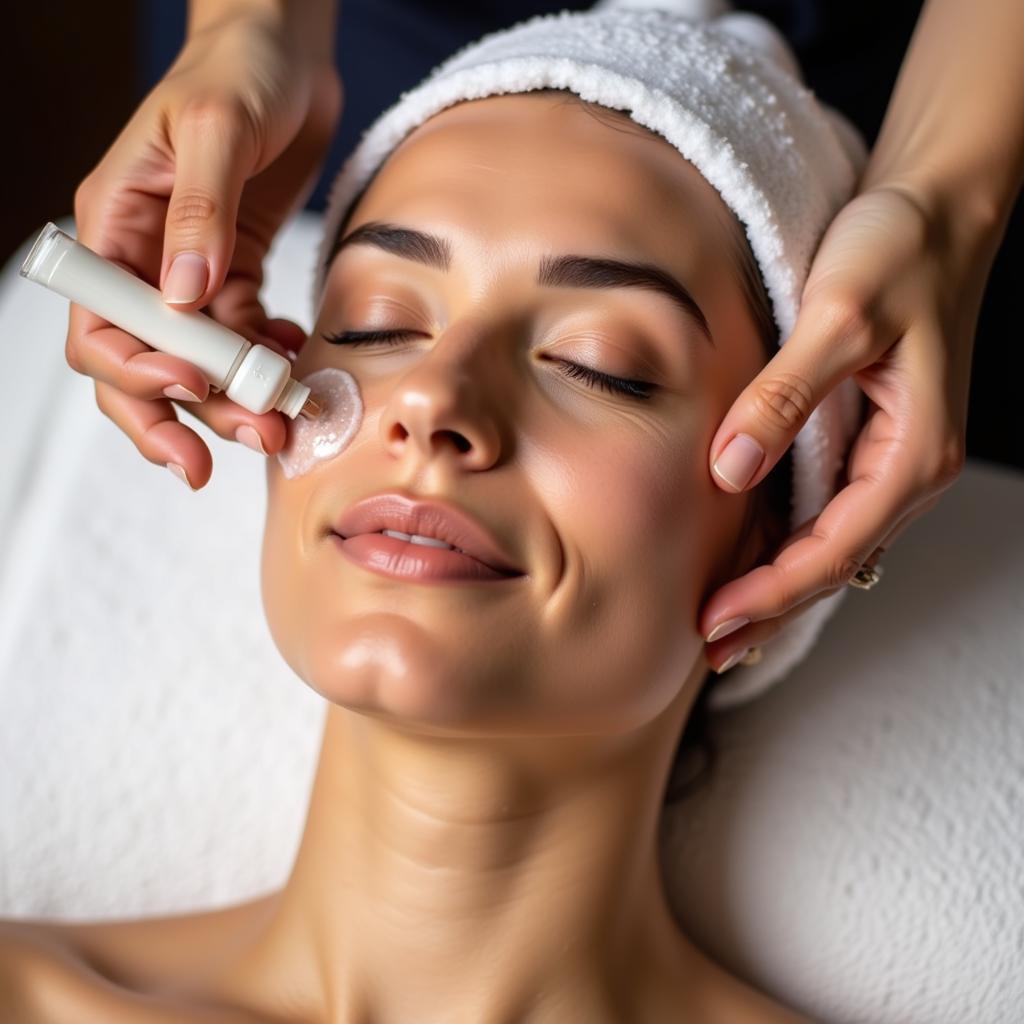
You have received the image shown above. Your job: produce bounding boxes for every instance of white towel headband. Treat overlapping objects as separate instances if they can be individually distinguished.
[313,0,868,710]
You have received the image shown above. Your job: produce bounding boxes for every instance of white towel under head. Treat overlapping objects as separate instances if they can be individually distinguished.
[314,0,868,710]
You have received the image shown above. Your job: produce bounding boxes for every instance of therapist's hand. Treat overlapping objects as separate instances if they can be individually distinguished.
[66,10,341,489]
[699,184,998,669]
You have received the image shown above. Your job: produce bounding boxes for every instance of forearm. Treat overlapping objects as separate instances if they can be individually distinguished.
[186,0,339,65]
[859,0,1024,243]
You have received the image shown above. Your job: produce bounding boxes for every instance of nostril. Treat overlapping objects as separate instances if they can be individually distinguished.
[387,420,475,454]
[425,428,472,453]
[447,431,472,453]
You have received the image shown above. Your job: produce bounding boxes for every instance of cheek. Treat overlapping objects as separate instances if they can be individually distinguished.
[260,465,313,683]
[520,401,719,730]
[532,402,713,602]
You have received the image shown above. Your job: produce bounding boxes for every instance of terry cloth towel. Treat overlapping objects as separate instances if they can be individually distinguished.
[313,0,869,710]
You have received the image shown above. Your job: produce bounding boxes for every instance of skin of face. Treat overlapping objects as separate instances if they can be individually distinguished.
[236,91,787,1021]
[262,91,767,738]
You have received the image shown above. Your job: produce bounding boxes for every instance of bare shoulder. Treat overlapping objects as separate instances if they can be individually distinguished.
[0,918,134,1024]
[0,895,280,1023]
[21,892,279,989]
[0,919,54,1022]
[700,958,815,1024]
[669,939,814,1024]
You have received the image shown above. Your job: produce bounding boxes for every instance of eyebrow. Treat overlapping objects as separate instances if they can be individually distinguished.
[327,220,713,344]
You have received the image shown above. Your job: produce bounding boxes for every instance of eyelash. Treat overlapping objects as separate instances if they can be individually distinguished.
[320,329,655,401]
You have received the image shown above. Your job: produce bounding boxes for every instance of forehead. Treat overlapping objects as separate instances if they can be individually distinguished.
[338,92,738,285]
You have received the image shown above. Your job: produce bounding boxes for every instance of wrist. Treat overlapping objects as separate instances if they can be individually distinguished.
[859,168,1009,263]
[187,0,337,66]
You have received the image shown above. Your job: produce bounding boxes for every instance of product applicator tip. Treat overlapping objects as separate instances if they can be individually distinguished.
[298,395,323,420]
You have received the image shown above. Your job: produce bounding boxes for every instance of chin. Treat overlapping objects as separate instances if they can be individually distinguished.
[296,612,527,731]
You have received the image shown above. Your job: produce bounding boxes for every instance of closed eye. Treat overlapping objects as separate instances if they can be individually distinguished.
[555,360,654,400]
[321,328,416,346]
[320,329,656,401]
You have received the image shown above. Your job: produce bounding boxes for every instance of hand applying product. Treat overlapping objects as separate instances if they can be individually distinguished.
[21,223,324,422]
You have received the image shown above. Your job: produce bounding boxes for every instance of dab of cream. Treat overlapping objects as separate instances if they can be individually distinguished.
[277,367,362,479]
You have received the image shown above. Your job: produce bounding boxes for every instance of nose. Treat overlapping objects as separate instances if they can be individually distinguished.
[378,336,504,471]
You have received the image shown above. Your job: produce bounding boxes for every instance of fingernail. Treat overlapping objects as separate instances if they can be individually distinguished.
[706,616,750,643]
[166,462,196,490]
[163,384,202,403]
[715,647,751,674]
[235,424,267,455]
[712,433,764,491]
[163,252,209,305]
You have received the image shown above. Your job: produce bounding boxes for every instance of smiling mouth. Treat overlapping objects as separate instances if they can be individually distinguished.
[329,491,526,580]
[330,530,525,582]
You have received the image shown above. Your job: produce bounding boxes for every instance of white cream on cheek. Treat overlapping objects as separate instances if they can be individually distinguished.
[276,367,363,479]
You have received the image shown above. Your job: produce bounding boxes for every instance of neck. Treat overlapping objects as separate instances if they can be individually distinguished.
[217,663,711,1023]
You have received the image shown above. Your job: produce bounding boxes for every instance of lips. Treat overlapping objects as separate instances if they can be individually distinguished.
[331,492,524,578]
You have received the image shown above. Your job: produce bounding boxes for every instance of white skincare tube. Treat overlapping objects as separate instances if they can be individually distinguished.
[19,222,321,420]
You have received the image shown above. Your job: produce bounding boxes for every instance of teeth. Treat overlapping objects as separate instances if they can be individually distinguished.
[381,528,457,551]
[409,533,453,549]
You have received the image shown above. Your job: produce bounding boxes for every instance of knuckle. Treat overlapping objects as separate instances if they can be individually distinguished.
[308,67,345,144]
[751,372,815,433]
[65,340,85,375]
[765,564,799,617]
[73,176,95,219]
[167,188,219,234]
[814,292,875,359]
[821,291,872,341]
[93,380,115,421]
[931,434,966,488]
[178,92,261,157]
[826,552,864,589]
[179,93,246,133]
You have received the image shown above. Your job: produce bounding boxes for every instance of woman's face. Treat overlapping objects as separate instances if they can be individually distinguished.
[261,92,766,735]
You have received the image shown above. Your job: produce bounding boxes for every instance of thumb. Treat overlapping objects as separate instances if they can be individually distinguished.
[709,301,868,492]
[159,102,257,309]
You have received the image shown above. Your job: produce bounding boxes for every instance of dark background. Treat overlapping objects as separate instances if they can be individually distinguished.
[5,1,1020,470]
